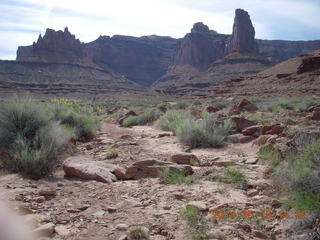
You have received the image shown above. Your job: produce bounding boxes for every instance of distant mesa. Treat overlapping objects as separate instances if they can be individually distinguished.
[5,8,320,95]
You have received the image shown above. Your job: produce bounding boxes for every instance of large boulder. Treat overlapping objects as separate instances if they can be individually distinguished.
[63,156,126,183]
[169,153,200,166]
[231,117,256,131]
[125,159,193,180]
[229,99,258,115]
[242,125,262,136]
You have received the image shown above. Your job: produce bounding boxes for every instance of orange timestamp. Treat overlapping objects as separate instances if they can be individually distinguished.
[211,209,308,220]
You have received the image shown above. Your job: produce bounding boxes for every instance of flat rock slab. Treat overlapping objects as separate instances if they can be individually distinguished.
[126,159,194,180]
[63,156,127,183]
[169,153,200,166]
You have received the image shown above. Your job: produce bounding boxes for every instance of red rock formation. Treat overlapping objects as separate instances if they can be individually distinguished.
[227,9,258,54]
[174,22,227,67]
[14,9,320,90]
[17,27,90,66]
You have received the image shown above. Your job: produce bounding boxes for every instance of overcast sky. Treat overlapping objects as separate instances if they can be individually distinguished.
[1,0,320,60]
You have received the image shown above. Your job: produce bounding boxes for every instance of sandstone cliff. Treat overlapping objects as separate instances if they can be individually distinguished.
[11,8,320,94]
[227,9,258,54]
[17,27,92,66]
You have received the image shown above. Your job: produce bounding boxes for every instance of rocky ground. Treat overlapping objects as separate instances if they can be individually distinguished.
[0,111,299,240]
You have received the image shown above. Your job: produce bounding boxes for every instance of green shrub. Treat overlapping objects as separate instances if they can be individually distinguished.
[157,110,191,133]
[53,106,99,141]
[123,109,163,127]
[247,114,262,122]
[175,100,188,109]
[160,167,196,185]
[191,100,202,106]
[104,147,118,159]
[287,139,320,211]
[176,115,233,148]
[0,96,70,178]
[181,206,208,240]
[258,146,283,168]
[217,166,247,188]
[127,225,150,240]
[209,100,229,110]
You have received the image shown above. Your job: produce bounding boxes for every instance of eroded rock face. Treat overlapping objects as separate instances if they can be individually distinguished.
[13,9,320,91]
[174,23,227,67]
[227,9,258,54]
[17,28,89,65]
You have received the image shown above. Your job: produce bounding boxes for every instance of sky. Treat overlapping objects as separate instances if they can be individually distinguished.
[0,0,320,60]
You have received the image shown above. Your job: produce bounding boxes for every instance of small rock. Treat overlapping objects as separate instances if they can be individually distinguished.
[246,189,259,197]
[169,153,200,166]
[92,210,106,217]
[125,159,193,180]
[34,196,46,203]
[266,125,285,135]
[39,188,56,197]
[228,134,242,143]
[211,160,235,167]
[174,194,184,200]
[55,225,70,237]
[158,133,171,138]
[253,135,269,146]
[86,144,93,150]
[245,158,258,164]
[107,207,117,213]
[237,223,252,233]
[119,235,128,240]
[32,223,55,237]
[186,201,208,211]
[206,106,219,113]
[18,206,35,215]
[239,135,255,143]
[266,135,278,144]
[253,230,268,239]
[231,117,256,131]
[116,224,129,231]
[242,125,262,136]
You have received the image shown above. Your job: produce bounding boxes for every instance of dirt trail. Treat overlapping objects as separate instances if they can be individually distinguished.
[0,123,285,240]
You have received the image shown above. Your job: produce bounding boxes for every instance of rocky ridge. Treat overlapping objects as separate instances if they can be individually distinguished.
[1,8,319,95]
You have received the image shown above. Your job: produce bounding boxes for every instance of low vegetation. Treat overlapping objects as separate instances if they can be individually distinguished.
[160,167,196,185]
[53,106,100,141]
[123,109,163,127]
[0,96,71,178]
[287,139,320,211]
[176,115,233,148]
[104,147,119,159]
[158,111,232,148]
[127,225,150,240]
[258,146,283,168]
[175,100,188,109]
[217,166,247,189]
[158,110,191,133]
[181,206,209,240]
[0,96,100,178]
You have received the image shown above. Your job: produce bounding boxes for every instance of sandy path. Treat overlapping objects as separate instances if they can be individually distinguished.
[0,123,285,240]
